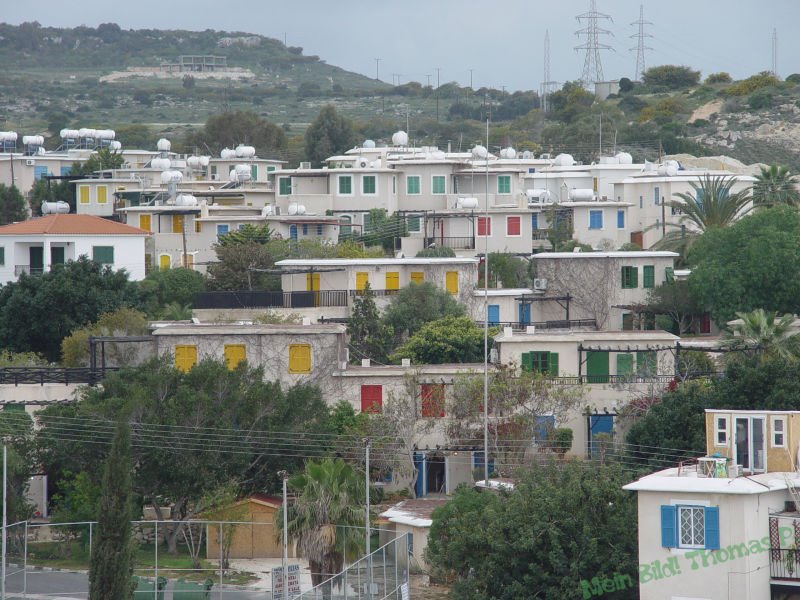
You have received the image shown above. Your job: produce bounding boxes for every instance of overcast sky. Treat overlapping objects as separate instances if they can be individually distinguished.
[3,0,797,91]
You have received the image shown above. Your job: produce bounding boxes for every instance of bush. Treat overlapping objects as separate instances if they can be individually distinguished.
[705,72,732,84]
[786,74,800,85]
[642,65,700,89]
[548,428,573,455]
[725,71,780,96]
[748,90,774,110]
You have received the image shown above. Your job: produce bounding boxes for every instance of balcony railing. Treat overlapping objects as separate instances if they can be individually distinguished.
[532,230,552,241]
[424,236,475,250]
[770,548,800,580]
[193,290,349,310]
[15,265,43,276]
[0,367,118,385]
[548,374,678,385]
[482,319,597,331]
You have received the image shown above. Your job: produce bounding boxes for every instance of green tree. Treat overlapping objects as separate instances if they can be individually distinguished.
[724,309,800,362]
[483,253,532,288]
[382,282,465,342]
[217,224,273,246]
[347,282,391,364]
[415,246,455,258]
[60,307,149,367]
[0,184,27,225]
[186,111,287,157]
[752,164,800,206]
[205,241,281,291]
[548,81,595,124]
[645,279,702,335]
[358,209,406,253]
[687,206,800,324]
[304,104,357,167]
[654,174,752,259]
[88,420,135,600]
[705,72,732,84]
[0,410,36,523]
[279,458,366,587]
[392,315,484,364]
[137,267,205,317]
[82,148,124,173]
[426,462,638,600]
[642,65,700,89]
[0,257,140,361]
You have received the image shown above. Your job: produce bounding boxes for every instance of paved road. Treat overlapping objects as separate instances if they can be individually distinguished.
[4,568,270,599]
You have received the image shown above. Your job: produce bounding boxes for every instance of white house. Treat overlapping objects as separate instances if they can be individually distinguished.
[0,214,150,282]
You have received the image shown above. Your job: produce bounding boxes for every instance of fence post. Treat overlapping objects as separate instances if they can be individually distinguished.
[154,521,158,600]
[23,521,27,598]
[89,522,93,558]
[218,521,223,600]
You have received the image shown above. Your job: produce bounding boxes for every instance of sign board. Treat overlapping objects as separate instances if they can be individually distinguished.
[272,564,301,599]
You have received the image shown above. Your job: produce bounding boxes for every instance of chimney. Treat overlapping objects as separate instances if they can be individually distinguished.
[361,358,371,368]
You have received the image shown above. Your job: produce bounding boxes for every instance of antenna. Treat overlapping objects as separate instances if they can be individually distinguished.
[574,0,614,87]
[772,28,778,77]
[630,4,653,81]
[540,30,559,113]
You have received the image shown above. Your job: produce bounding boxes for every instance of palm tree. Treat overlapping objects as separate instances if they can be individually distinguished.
[753,164,800,206]
[279,458,367,590]
[158,302,192,320]
[653,174,752,260]
[724,309,800,362]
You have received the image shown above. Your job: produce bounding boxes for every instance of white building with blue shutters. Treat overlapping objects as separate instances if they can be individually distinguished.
[623,408,800,600]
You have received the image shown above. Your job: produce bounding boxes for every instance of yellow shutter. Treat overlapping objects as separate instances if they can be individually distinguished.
[79,186,89,204]
[445,271,458,295]
[195,219,202,233]
[288,344,311,373]
[224,344,246,370]
[182,254,194,269]
[139,214,151,232]
[385,271,399,291]
[174,345,197,373]
[355,272,369,292]
[306,273,320,291]
[96,185,108,204]
[172,215,184,233]
[159,254,171,270]
[410,271,424,285]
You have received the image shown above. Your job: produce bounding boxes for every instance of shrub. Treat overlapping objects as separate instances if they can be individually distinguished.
[705,72,732,84]
[748,90,774,110]
[725,71,780,96]
[642,65,700,89]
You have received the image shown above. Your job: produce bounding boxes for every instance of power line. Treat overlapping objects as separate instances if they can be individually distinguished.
[574,0,614,86]
[630,4,653,81]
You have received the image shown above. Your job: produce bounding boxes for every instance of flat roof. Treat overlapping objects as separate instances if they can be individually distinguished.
[534,251,679,259]
[277,258,479,267]
[624,468,800,495]
[495,330,678,343]
[473,288,535,297]
[153,323,346,336]
[379,498,450,528]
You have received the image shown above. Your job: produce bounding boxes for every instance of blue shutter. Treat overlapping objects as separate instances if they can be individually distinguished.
[487,304,500,326]
[617,210,625,229]
[531,213,538,230]
[704,506,720,550]
[660,505,677,548]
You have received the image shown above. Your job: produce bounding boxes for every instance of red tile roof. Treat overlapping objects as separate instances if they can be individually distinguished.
[0,215,149,236]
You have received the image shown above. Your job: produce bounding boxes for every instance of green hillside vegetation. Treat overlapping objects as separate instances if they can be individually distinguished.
[2,23,800,169]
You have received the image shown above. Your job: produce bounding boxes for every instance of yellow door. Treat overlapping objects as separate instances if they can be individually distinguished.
[182,254,194,269]
[410,271,424,285]
[445,271,458,295]
[174,345,197,373]
[172,215,184,233]
[306,273,321,306]
[385,272,399,292]
[224,344,246,370]
[355,272,369,293]
[159,254,171,270]
[139,214,151,232]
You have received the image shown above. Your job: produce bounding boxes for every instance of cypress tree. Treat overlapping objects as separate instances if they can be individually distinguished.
[89,419,135,600]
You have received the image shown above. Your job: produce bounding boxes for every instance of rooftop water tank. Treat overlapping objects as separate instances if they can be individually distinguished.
[391,130,409,146]
[156,138,171,152]
[471,145,488,159]
[568,188,595,201]
[235,145,256,158]
[615,152,633,164]
[187,156,201,168]
[553,153,576,166]
[160,170,183,184]
[41,201,70,215]
[363,139,376,149]
[22,135,44,146]
[108,140,122,151]
[150,157,171,171]
[457,197,479,209]
[175,194,197,206]
[500,147,517,159]
[220,148,236,159]
[199,156,210,167]
[60,129,79,139]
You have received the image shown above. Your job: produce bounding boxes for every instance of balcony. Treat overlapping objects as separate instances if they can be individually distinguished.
[424,236,475,250]
[532,229,552,241]
[770,548,800,580]
[194,290,348,310]
[15,265,43,276]
[480,318,597,331]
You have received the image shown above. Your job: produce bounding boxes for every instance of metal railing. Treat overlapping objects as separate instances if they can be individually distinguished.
[0,366,118,385]
[194,290,349,309]
[14,265,43,276]
[481,319,597,331]
[424,236,475,250]
[295,532,410,600]
[770,548,800,580]
[548,374,677,385]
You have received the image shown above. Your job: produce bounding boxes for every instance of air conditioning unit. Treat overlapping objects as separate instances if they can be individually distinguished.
[25,159,35,166]
[533,278,548,291]
[299,162,311,169]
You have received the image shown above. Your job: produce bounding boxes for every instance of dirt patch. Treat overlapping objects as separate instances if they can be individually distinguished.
[409,573,450,599]
[688,99,723,123]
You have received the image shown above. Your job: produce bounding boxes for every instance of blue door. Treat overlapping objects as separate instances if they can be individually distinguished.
[487,304,500,326]
[534,415,555,447]
[588,415,614,458]
[414,452,426,498]
[289,224,298,241]
[518,303,531,326]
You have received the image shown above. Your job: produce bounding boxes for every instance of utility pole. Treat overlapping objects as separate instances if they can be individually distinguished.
[279,470,289,600]
[2,446,6,600]
[574,0,614,87]
[482,118,490,488]
[375,57,381,81]
[435,67,441,123]
[630,5,653,81]
[772,28,778,77]
[364,439,372,598]
[469,69,473,89]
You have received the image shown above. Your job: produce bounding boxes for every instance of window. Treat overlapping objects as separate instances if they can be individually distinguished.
[636,351,656,375]
[420,383,445,417]
[715,416,729,446]
[385,271,399,292]
[616,353,634,377]
[224,344,246,370]
[531,213,539,230]
[643,265,655,289]
[639,195,643,209]
[506,216,521,236]
[589,210,603,230]
[302,224,308,236]
[362,175,377,195]
[250,164,258,181]
[477,216,492,236]
[355,272,369,292]
[360,385,383,413]
[92,246,114,265]
[407,176,421,195]
[617,209,625,229]
[267,166,276,173]
[497,175,511,194]
[621,266,638,288]
[407,215,421,232]
[79,185,89,204]
[316,224,323,236]
[363,212,372,232]
[0,247,4,266]
[392,175,396,194]
[521,351,559,376]
[195,220,202,233]
[182,253,194,269]
[288,344,311,373]
[654,186,660,206]
[622,313,633,330]
[661,505,719,550]
[216,224,229,239]
[279,177,292,195]
[159,255,171,270]
[139,214,151,232]
[338,175,352,195]
[772,416,786,448]
[172,215,184,233]
[340,215,352,236]
[175,345,197,373]
[34,165,49,180]
[432,175,446,194]
[410,271,424,285]
[96,186,108,204]
[445,271,458,295]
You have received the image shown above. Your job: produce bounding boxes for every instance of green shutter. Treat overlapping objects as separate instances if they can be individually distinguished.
[407,215,420,232]
[0,247,4,266]
[665,267,674,283]
[521,352,533,372]
[631,267,638,287]
[643,265,655,288]
[280,177,292,195]
[92,246,114,265]
[586,352,609,383]
[548,353,559,376]
[250,164,258,180]
[616,353,634,377]
[637,351,656,375]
